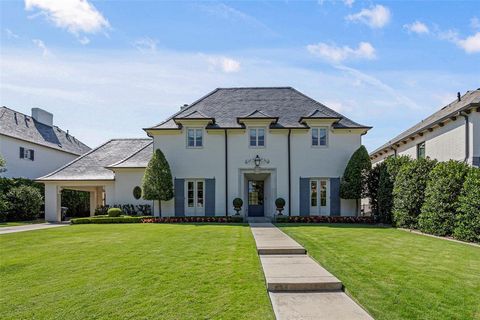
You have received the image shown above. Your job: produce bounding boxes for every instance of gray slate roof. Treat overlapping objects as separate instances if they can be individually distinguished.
[146,87,369,130]
[371,89,480,155]
[38,139,152,181]
[0,106,91,155]
[107,142,153,169]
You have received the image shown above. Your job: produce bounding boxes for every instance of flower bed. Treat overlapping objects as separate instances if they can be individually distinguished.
[275,215,374,224]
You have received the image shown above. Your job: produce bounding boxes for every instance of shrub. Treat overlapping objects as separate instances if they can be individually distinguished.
[366,163,382,218]
[142,149,174,215]
[5,185,43,221]
[275,215,374,224]
[0,195,9,222]
[275,197,286,208]
[71,216,147,224]
[107,208,123,217]
[340,145,371,200]
[392,158,437,228]
[418,160,469,236]
[141,216,243,223]
[453,167,480,242]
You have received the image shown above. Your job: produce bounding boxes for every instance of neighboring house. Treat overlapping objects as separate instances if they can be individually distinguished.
[370,89,480,166]
[0,107,91,179]
[39,87,371,222]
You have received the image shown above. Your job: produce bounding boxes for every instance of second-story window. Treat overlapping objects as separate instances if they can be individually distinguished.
[417,142,425,159]
[312,128,327,147]
[187,128,203,148]
[20,147,35,161]
[249,128,265,147]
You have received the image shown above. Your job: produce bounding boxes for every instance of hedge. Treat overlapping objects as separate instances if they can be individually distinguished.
[71,215,244,224]
[392,158,437,228]
[418,160,469,236]
[4,185,43,221]
[275,215,374,224]
[71,216,148,224]
[453,167,480,243]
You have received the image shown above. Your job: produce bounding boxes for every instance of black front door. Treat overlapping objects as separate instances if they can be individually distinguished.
[248,180,264,217]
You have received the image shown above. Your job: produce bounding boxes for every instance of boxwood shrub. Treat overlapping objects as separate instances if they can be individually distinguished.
[107,208,123,217]
[453,167,480,242]
[392,158,437,228]
[418,160,469,236]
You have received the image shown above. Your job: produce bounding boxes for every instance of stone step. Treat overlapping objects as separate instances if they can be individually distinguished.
[260,255,343,292]
[250,223,306,255]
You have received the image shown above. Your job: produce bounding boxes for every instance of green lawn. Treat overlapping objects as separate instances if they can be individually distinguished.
[279,224,480,320]
[0,224,274,320]
[0,219,45,227]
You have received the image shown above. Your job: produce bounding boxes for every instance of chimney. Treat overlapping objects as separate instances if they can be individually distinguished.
[31,108,53,127]
[457,92,461,102]
[180,104,189,110]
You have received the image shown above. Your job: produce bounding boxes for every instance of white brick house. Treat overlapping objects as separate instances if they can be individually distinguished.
[39,87,371,221]
[370,89,480,166]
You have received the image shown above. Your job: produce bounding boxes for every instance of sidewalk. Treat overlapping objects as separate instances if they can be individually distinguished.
[0,223,69,235]
[250,223,373,320]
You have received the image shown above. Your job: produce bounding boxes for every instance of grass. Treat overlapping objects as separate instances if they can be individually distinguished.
[0,224,274,320]
[278,224,480,320]
[0,219,45,227]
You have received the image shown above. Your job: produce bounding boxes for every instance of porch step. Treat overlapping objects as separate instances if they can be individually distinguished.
[260,255,343,292]
[250,223,306,255]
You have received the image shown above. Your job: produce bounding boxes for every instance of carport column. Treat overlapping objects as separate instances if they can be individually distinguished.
[89,190,98,217]
[45,184,61,222]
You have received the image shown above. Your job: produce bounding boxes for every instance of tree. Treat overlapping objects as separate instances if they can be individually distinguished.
[454,167,480,243]
[0,154,6,173]
[366,162,382,218]
[5,185,43,221]
[142,149,174,216]
[340,145,371,215]
[419,160,469,236]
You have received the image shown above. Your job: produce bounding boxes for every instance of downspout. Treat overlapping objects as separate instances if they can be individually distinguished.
[288,129,292,216]
[225,129,228,216]
[460,111,470,163]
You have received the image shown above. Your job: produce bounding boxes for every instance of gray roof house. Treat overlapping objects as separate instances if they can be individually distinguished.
[370,89,480,166]
[0,106,91,179]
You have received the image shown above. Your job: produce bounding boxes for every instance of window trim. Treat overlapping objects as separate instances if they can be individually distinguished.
[248,127,266,148]
[417,141,426,159]
[186,128,204,149]
[311,127,328,148]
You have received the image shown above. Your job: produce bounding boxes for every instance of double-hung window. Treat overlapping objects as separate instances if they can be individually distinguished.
[187,128,203,148]
[20,147,34,161]
[312,128,328,147]
[417,142,425,159]
[249,128,265,147]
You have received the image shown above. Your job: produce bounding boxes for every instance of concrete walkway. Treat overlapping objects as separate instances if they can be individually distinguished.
[250,223,373,320]
[0,223,69,235]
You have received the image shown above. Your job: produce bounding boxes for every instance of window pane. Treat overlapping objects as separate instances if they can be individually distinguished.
[319,129,327,146]
[312,129,318,146]
[195,129,203,147]
[187,129,195,147]
[310,181,317,207]
[249,129,257,146]
[257,129,265,146]
[197,181,204,207]
[320,181,327,207]
[187,182,194,207]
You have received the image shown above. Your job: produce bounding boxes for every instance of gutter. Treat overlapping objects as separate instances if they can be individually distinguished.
[225,129,228,216]
[288,129,292,216]
[460,111,470,163]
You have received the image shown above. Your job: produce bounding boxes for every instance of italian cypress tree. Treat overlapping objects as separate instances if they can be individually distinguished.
[340,145,371,214]
[142,149,174,216]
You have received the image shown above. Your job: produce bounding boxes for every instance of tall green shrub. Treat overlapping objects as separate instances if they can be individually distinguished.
[366,163,381,217]
[418,160,469,236]
[392,158,437,228]
[142,149,174,215]
[5,185,43,221]
[340,146,371,215]
[0,154,6,173]
[453,167,480,242]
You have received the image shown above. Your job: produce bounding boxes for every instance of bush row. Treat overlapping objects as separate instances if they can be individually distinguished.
[70,216,149,224]
[275,215,374,224]
[70,215,244,224]
[95,204,152,216]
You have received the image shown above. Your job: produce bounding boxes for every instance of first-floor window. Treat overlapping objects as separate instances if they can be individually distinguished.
[20,147,34,161]
[417,142,425,159]
[187,180,204,208]
[310,179,328,210]
[187,128,203,148]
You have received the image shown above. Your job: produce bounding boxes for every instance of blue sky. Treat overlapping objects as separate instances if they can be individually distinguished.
[1,0,479,152]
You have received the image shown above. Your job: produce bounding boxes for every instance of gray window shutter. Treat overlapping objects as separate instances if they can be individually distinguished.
[330,178,341,216]
[174,178,185,217]
[30,149,35,161]
[299,177,309,216]
[205,178,215,216]
[19,147,24,159]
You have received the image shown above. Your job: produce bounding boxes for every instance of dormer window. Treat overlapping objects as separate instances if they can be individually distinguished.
[312,128,328,147]
[249,128,265,147]
[187,128,203,148]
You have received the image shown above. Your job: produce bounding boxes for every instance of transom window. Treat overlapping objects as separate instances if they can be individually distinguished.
[249,128,265,147]
[312,128,328,147]
[417,142,425,159]
[187,128,203,148]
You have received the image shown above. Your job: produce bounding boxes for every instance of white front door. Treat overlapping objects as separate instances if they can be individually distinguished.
[309,179,330,215]
[185,179,205,216]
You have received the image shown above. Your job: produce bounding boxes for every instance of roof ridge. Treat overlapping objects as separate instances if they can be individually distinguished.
[106,141,153,168]
[216,86,293,90]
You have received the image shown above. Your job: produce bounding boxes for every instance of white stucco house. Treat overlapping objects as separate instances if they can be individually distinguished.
[0,107,91,179]
[370,89,480,166]
[39,87,371,222]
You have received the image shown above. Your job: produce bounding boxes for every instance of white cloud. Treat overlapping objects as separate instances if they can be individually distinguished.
[32,39,50,57]
[5,29,20,39]
[133,37,157,53]
[78,36,90,45]
[343,0,355,7]
[404,21,429,34]
[346,5,391,29]
[207,56,241,73]
[471,17,480,30]
[307,42,376,63]
[25,0,110,35]
[457,32,480,53]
